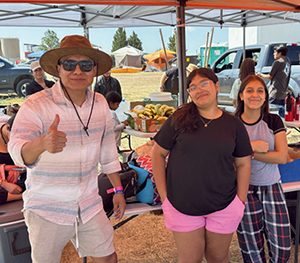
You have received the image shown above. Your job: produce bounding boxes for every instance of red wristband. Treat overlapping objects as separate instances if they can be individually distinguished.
[114,186,123,192]
[106,186,124,194]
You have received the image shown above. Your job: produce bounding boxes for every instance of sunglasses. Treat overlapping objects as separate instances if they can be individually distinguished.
[59,59,95,72]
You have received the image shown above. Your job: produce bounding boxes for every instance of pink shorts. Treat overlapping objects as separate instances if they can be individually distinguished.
[162,195,245,234]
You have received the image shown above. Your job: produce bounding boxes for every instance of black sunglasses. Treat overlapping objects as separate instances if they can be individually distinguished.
[59,60,95,72]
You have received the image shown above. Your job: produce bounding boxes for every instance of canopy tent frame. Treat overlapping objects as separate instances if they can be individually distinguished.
[0,1,299,102]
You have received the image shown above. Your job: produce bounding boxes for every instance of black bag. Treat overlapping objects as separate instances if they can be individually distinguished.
[98,163,138,216]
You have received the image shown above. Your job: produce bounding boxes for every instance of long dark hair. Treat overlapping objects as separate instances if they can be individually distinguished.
[172,68,218,133]
[235,75,269,118]
[239,58,256,81]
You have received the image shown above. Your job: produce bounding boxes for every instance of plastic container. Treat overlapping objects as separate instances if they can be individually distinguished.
[0,200,31,263]
[149,92,173,101]
[279,159,300,183]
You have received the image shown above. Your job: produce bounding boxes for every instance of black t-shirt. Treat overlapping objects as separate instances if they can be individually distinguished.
[162,67,179,95]
[154,111,252,216]
[269,57,291,101]
[94,76,122,98]
[26,79,55,96]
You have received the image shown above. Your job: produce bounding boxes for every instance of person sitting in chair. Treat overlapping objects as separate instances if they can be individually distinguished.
[0,114,26,204]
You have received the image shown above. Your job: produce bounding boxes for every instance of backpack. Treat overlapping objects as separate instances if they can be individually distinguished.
[98,162,138,216]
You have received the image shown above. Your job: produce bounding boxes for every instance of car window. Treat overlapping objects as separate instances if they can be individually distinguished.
[214,51,238,73]
[238,49,261,67]
[266,46,300,66]
[287,46,300,65]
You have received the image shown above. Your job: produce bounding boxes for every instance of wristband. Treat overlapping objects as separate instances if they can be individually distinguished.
[114,186,123,192]
[114,189,124,195]
[114,186,124,195]
[106,186,124,194]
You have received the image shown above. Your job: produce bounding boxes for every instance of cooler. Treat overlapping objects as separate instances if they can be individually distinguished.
[0,200,31,263]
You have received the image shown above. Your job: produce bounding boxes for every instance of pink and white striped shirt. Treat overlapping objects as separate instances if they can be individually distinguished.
[8,82,121,225]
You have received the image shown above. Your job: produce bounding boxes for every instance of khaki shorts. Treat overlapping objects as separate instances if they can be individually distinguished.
[24,209,114,263]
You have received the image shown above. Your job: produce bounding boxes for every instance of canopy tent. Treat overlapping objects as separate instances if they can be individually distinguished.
[1,0,300,104]
[112,45,143,67]
[144,49,176,70]
[0,3,300,29]
[27,50,46,58]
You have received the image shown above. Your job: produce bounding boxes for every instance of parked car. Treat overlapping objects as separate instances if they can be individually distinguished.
[212,43,300,105]
[0,56,33,97]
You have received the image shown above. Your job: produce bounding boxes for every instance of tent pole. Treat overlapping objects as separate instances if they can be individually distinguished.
[242,13,247,60]
[84,26,90,39]
[159,28,169,71]
[80,6,89,39]
[176,0,187,105]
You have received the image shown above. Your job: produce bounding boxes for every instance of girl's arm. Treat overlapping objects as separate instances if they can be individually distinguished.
[253,131,288,164]
[151,142,169,201]
[234,156,251,203]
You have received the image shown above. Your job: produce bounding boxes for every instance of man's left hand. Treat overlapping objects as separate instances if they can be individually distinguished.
[113,193,126,220]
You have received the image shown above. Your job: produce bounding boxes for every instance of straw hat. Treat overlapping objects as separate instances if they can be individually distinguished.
[40,35,112,77]
[186,63,198,73]
[30,60,42,71]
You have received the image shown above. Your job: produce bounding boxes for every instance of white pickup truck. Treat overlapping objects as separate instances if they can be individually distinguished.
[212,43,300,105]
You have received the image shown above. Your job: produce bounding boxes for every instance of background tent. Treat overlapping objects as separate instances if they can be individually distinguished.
[112,45,143,68]
[27,50,45,59]
[144,49,176,71]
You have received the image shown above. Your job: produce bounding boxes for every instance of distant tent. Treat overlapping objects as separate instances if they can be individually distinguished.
[112,45,143,68]
[27,50,45,59]
[144,49,176,71]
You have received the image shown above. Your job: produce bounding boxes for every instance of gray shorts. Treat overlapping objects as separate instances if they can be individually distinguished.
[24,209,115,263]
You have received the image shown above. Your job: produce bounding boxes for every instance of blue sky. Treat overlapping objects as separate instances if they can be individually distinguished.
[0,26,228,58]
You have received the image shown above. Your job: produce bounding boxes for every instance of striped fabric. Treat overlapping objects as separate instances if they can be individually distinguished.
[8,82,121,225]
[237,183,291,263]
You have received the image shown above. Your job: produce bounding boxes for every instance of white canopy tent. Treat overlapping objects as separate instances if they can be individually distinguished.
[112,45,143,67]
[0,4,300,28]
[0,1,299,104]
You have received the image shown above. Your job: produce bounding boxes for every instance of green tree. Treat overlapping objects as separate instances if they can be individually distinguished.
[128,31,143,51]
[168,32,176,52]
[40,30,59,51]
[111,28,127,52]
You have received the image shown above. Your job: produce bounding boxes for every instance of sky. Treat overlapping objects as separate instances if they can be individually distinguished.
[0,26,228,58]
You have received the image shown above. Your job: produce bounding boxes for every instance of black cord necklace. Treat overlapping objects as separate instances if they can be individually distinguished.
[60,80,95,137]
[0,124,7,144]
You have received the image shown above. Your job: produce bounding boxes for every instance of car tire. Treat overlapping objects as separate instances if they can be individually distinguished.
[15,78,32,97]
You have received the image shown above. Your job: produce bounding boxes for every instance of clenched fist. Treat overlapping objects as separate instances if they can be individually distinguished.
[43,114,67,153]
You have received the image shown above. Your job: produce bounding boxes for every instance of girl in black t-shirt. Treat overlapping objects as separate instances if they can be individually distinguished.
[152,68,252,263]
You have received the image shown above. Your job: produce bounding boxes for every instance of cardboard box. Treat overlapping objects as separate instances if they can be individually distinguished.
[134,118,165,133]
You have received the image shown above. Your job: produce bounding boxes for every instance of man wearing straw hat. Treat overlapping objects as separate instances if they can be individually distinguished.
[8,35,125,263]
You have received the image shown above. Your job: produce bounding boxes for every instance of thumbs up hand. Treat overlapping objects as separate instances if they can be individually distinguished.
[43,114,67,153]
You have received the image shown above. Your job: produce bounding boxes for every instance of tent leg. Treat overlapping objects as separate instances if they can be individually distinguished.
[176,0,187,105]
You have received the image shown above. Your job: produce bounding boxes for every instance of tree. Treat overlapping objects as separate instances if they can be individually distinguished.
[40,30,59,51]
[128,31,143,51]
[168,32,176,52]
[111,28,127,52]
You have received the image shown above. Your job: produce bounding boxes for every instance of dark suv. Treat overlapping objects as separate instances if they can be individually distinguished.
[0,56,33,97]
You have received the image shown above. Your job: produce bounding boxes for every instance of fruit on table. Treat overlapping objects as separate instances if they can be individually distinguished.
[132,104,176,120]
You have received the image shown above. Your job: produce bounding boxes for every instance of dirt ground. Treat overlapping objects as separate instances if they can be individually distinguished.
[60,213,299,263]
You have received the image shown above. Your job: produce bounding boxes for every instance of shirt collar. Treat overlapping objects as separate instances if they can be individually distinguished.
[52,80,93,107]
